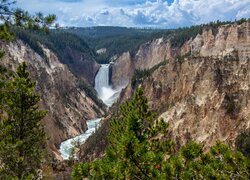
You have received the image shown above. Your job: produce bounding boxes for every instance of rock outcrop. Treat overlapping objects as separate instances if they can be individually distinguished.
[134,37,173,70]
[181,23,250,58]
[110,52,133,88]
[0,40,105,159]
[111,38,173,89]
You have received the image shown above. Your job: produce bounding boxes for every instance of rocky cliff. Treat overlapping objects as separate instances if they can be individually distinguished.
[110,52,132,88]
[0,39,105,159]
[15,30,101,86]
[113,21,250,148]
[110,36,174,89]
[59,46,100,86]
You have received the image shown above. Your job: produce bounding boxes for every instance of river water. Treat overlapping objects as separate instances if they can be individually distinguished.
[59,64,121,160]
[59,118,102,160]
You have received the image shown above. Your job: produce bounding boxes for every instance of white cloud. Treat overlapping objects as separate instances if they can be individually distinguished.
[236,8,250,19]
[16,0,250,28]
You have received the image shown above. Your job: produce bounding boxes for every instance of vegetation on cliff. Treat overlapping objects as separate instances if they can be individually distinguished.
[12,28,107,109]
[13,28,98,82]
[11,19,249,69]
[78,79,107,111]
[132,60,168,89]
[0,2,249,178]
[236,129,250,158]
[72,88,250,179]
[64,19,249,64]
[13,28,94,62]
[64,26,159,64]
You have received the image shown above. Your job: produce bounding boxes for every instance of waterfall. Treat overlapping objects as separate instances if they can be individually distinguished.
[95,64,121,107]
[59,64,122,160]
[95,64,110,96]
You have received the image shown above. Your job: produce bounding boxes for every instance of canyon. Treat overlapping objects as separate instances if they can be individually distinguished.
[0,21,249,164]
[70,21,250,164]
[0,0,249,178]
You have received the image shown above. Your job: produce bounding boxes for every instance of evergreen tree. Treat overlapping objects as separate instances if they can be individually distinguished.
[72,88,250,180]
[0,1,56,179]
[0,0,57,43]
[72,88,174,179]
[0,62,47,179]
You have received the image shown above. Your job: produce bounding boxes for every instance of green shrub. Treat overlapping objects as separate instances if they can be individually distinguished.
[236,129,250,158]
[132,60,167,89]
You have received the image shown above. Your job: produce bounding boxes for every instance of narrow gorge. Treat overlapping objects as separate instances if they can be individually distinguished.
[59,63,123,159]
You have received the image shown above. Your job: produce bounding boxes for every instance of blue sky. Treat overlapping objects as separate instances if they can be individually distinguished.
[16,0,250,28]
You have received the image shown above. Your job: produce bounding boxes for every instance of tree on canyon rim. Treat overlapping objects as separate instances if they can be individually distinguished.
[0,0,56,178]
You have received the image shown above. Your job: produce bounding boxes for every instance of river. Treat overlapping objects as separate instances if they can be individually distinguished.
[59,64,121,160]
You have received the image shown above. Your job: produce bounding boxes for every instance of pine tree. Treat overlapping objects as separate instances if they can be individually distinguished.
[72,88,174,179]
[0,62,47,179]
[0,0,57,42]
[72,88,250,180]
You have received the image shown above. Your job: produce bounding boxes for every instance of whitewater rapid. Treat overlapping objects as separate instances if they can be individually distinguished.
[59,118,101,160]
[59,64,122,160]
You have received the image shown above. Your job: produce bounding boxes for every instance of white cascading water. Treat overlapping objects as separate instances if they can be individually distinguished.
[94,64,121,107]
[59,64,122,160]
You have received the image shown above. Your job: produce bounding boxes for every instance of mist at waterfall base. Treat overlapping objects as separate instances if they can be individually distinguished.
[94,64,122,107]
[59,64,123,160]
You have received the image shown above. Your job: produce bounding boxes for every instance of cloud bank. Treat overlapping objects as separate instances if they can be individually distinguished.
[16,0,250,28]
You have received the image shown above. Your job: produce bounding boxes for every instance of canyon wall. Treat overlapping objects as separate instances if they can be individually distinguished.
[113,22,250,148]
[0,40,105,159]
[110,52,133,88]
[110,38,173,89]
[59,46,100,86]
